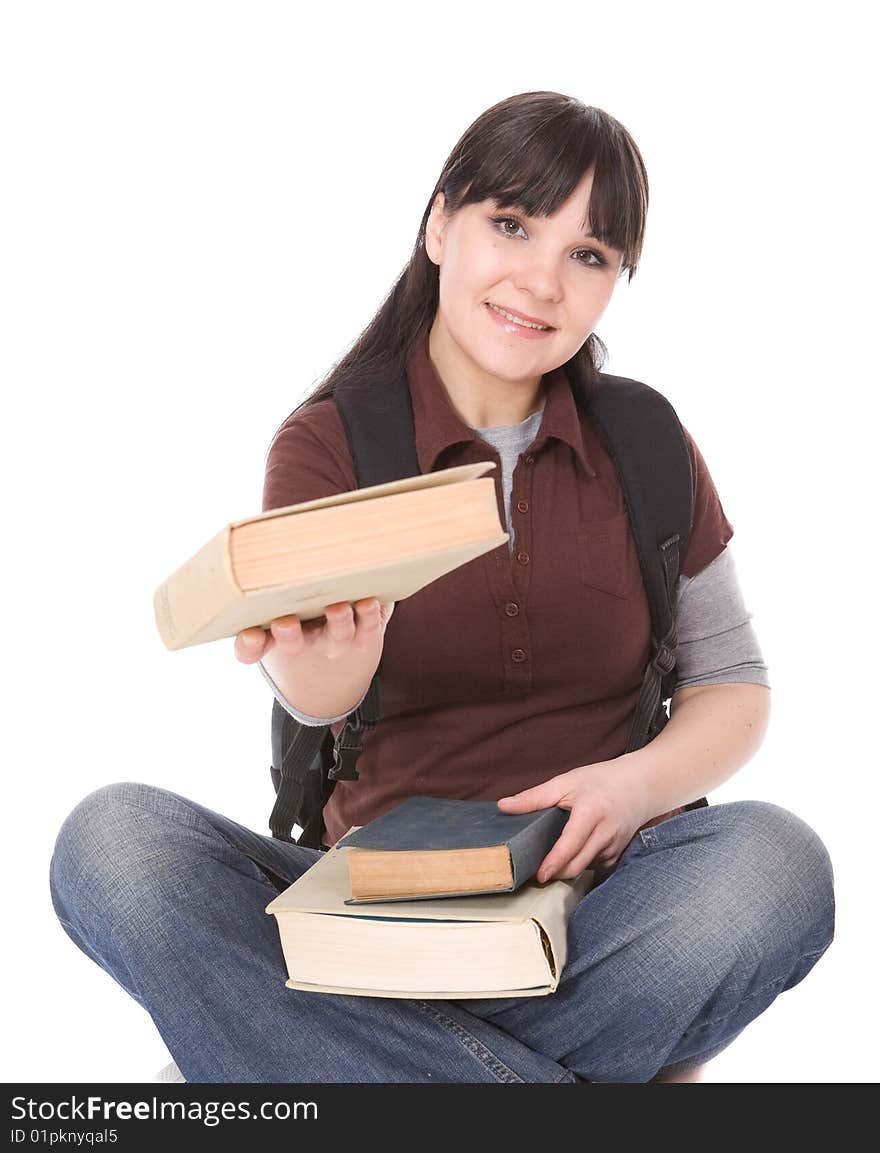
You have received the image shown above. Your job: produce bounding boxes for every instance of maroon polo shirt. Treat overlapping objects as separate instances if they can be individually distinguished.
[262,332,734,848]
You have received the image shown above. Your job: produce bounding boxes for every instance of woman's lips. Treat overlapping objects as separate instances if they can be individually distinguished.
[484,301,555,340]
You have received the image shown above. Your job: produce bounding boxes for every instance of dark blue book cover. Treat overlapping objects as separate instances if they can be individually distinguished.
[340,795,570,904]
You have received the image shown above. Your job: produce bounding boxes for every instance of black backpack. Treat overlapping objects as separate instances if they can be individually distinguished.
[268,359,708,848]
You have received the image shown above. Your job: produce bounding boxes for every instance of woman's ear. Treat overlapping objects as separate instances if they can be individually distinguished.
[424,192,447,267]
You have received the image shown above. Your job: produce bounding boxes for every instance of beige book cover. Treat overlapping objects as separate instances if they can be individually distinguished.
[264,829,596,999]
[154,461,508,651]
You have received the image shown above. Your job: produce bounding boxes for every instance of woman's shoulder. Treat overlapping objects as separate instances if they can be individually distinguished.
[263,395,358,511]
[271,395,346,442]
[673,421,735,579]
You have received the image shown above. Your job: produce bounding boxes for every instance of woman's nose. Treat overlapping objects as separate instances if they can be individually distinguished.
[510,252,564,304]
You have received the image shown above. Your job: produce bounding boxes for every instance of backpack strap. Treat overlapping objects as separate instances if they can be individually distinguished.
[268,701,328,842]
[587,375,693,749]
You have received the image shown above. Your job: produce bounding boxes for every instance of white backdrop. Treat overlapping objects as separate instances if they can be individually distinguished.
[3,0,876,1084]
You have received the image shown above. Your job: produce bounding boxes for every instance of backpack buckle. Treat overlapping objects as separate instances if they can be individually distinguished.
[651,640,676,677]
[330,740,361,781]
[329,719,364,784]
[325,678,382,783]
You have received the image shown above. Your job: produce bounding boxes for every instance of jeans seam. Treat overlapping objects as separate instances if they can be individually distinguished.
[72,792,290,902]
[553,1067,579,1084]
[112,793,319,891]
[681,974,788,1036]
[413,1000,526,1083]
[100,794,216,835]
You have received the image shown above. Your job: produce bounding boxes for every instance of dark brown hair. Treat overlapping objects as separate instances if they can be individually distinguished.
[271,91,649,438]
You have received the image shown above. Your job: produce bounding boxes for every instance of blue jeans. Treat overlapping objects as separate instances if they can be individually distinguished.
[48,782,834,1083]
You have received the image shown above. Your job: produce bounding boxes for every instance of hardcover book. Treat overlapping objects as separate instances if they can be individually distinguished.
[153,461,507,650]
[341,795,571,903]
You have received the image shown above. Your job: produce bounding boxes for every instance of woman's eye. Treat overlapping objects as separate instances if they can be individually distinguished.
[574,248,607,268]
[491,215,524,238]
[490,216,606,267]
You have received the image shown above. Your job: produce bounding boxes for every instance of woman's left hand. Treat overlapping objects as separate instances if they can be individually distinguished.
[496,758,648,882]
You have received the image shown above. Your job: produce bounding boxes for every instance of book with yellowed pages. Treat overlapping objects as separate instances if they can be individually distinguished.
[342,795,571,904]
[153,461,507,651]
[264,828,596,999]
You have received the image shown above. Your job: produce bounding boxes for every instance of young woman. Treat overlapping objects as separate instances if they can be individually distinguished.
[49,91,835,1084]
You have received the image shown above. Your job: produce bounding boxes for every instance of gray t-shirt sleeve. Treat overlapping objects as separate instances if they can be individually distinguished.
[673,546,771,689]
[257,658,369,726]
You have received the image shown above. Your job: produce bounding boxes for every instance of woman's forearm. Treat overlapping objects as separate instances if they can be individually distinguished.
[617,682,772,822]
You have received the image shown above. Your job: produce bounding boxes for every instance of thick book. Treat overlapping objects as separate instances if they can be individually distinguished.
[153,461,507,650]
[264,830,596,998]
[340,795,571,903]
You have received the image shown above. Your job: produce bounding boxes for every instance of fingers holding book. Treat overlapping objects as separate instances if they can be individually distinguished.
[302,598,396,661]
[234,598,396,665]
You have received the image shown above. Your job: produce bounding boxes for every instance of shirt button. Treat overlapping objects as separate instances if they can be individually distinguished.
[504,602,519,617]
[516,500,529,513]
[512,648,527,662]
[516,551,530,565]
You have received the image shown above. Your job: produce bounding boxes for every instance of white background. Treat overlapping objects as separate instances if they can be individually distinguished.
[3,1,876,1084]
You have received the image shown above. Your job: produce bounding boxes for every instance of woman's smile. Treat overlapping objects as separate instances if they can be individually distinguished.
[484,300,557,340]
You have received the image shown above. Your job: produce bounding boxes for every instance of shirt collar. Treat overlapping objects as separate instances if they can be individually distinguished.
[406,331,597,478]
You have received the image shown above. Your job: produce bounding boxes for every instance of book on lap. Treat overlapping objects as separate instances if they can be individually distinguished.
[340,795,571,903]
[264,829,596,999]
[153,461,507,650]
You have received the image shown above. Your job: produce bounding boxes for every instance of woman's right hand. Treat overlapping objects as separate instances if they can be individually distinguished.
[234,598,396,666]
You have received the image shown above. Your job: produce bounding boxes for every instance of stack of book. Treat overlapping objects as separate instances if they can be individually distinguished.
[264,796,596,999]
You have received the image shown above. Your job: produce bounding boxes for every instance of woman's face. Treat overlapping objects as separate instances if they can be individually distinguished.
[425,168,623,384]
